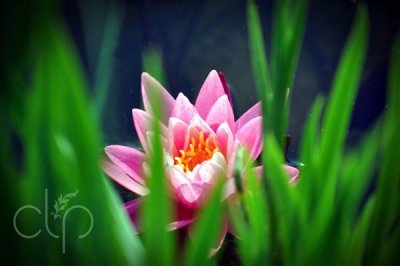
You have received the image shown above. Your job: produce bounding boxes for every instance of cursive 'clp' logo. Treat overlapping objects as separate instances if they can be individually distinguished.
[13,189,93,254]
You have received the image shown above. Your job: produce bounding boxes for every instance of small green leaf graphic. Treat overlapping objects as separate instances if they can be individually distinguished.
[51,189,79,220]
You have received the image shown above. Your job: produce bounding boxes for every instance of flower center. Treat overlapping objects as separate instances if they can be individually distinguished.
[174,131,219,173]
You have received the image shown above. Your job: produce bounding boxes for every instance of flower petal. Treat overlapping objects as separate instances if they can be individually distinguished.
[206,95,235,133]
[102,156,149,196]
[177,182,204,209]
[235,116,262,160]
[105,145,146,185]
[236,101,261,131]
[168,165,190,189]
[195,70,226,119]
[141,72,175,122]
[171,93,198,124]
[217,72,233,106]
[194,152,226,184]
[132,108,168,154]
[215,122,234,158]
[168,117,188,154]
[188,114,214,135]
[226,140,241,179]
[284,165,300,182]
[168,219,195,231]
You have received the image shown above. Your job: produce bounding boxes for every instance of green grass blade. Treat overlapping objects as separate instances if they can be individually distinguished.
[263,134,297,264]
[270,0,308,148]
[142,46,168,87]
[183,180,224,266]
[365,34,400,264]
[228,148,269,266]
[141,86,175,266]
[298,96,324,206]
[93,2,123,117]
[18,10,144,264]
[344,196,376,265]
[247,0,273,132]
[318,4,368,197]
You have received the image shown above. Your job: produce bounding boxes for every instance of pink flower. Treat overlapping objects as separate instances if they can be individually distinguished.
[103,70,299,251]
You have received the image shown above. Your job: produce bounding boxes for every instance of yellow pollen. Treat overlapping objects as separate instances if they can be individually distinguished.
[174,131,219,173]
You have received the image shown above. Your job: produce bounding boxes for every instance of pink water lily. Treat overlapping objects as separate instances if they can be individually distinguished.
[103,70,299,251]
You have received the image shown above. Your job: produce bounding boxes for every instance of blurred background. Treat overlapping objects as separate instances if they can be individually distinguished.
[1,0,399,264]
[61,0,399,156]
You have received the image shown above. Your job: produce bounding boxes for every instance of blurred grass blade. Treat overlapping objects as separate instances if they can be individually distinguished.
[93,2,123,117]
[263,134,295,265]
[337,127,378,225]
[365,34,400,264]
[228,148,269,266]
[247,0,273,129]
[243,162,269,265]
[183,180,224,266]
[141,86,175,266]
[297,5,368,263]
[345,196,375,265]
[270,0,308,148]
[298,96,324,204]
[318,4,368,196]
[18,7,144,264]
[142,46,168,87]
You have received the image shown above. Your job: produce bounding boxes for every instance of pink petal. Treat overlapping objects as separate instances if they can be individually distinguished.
[253,165,263,177]
[217,72,233,106]
[188,114,214,135]
[206,95,235,133]
[235,116,263,160]
[168,166,190,189]
[285,165,300,182]
[194,153,226,184]
[177,182,204,209]
[226,140,241,179]
[141,72,175,122]
[102,156,149,196]
[168,219,195,231]
[124,198,142,232]
[222,178,236,200]
[171,93,198,124]
[236,102,261,131]
[105,145,146,185]
[168,202,196,230]
[132,108,168,154]
[215,122,234,158]
[168,117,188,154]
[195,70,226,119]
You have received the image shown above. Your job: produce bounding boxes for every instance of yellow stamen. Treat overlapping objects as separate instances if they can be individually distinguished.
[174,130,219,173]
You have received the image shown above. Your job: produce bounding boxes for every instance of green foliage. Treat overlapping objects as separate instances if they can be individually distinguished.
[241,1,400,265]
[183,180,224,266]
[247,0,273,129]
[93,2,123,117]
[142,46,168,87]
[248,0,308,149]
[1,2,143,264]
[141,82,175,266]
[228,148,269,266]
